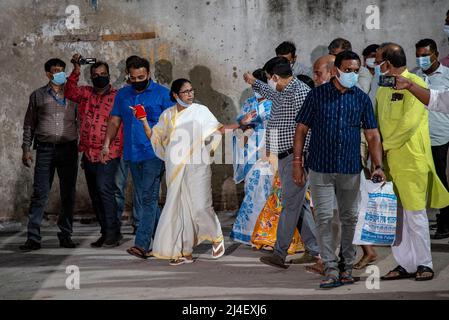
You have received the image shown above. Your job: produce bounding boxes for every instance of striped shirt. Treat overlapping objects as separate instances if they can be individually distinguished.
[22,84,78,152]
[253,77,310,154]
[296,80,377,174]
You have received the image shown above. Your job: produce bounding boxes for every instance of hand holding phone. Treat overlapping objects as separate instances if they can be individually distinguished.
[378,75,396,87]
[131,104,147,120]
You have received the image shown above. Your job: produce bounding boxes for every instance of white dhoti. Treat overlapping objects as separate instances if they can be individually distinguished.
[392,208,433,273]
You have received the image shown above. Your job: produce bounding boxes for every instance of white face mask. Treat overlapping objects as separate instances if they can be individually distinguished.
[268,78,278,91]
[254,92,263,99]
[176,97,191,108]
[366,58,376,69]
[290,61,296,70]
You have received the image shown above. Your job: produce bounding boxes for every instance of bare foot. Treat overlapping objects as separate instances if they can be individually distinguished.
[353,255,377,270]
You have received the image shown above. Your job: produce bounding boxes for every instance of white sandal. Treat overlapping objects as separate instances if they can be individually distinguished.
[169,257,194,266]
[211,239,225,259]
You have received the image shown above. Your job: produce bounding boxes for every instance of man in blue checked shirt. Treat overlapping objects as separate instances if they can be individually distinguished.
[102,57,173,259]
[293,51,385,289]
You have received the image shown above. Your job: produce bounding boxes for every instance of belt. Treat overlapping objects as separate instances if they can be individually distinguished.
[36,140,77,148]
[277,148,294,160]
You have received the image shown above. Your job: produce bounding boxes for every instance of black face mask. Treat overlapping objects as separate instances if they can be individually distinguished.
[92,75,110,89]
[131,79,149,92]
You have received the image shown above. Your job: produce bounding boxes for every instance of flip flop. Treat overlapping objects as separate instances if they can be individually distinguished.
[212,239,225,259]
[339,272,355,285]
[169,257,194,266]
[305,263,325,276]
[126,246,151,260]
[319,276,343,289]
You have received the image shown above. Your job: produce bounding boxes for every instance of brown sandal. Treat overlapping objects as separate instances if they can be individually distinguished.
[126,246,151,260]
[305,261,325,276]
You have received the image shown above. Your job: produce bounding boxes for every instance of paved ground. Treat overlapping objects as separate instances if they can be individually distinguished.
[1,212,448,300]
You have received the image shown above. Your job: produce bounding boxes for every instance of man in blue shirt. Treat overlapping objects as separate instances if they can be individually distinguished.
[293,51,385,289]
[102,57,173,259]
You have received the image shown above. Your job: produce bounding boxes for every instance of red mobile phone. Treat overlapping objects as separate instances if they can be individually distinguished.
[133,104,146,119]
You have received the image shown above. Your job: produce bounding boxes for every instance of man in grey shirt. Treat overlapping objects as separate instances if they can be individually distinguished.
[416,38,449,239]
[276,41,311,77]
[20,58,79,251]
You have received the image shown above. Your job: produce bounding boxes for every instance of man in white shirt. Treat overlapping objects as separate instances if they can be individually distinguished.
[416,38,449,239]
[275,41,311,77]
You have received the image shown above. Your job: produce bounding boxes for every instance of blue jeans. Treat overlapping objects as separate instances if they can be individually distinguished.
[129,158,163,252]
[115,158,139,226]
[27,140,78,242]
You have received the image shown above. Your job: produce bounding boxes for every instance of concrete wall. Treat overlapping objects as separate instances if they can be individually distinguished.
[0,0,448,221]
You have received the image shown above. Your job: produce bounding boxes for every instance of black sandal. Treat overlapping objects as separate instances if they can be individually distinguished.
[381,265,415,280]
[415,265,434,281]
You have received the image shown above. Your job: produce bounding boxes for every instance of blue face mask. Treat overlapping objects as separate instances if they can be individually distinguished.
[374,61,388,82]
[51,71,66,85]
[416,55,434,71]
[444,25,449,38]
[254,92,263,99]
[336,68,359,89]
[176,97,191,108]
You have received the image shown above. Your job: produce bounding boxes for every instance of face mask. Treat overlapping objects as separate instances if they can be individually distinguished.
[416,55,434,71]
[366,58,376,69]
[290,61,296,70]
[131,78,149,91]
[444,25,449,37]
[176,97,191,108]
[374,61,388,81]
[268,78,278,91]
[336,68,359,89]
[254,92,263,99]
[51,71,66,85]
[92,75,110,89]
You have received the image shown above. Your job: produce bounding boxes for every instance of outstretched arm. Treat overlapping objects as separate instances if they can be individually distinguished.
[394,75,430,105]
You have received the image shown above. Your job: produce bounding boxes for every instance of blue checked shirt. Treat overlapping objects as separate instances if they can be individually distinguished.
[295,80,378,174]
[253,77,311,154]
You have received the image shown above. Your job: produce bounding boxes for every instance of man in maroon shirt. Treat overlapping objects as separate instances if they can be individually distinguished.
[65,54,124,247]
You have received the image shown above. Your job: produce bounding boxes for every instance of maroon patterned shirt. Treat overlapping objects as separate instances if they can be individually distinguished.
[65,69,123,163]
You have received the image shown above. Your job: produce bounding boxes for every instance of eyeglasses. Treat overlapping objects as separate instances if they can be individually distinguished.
[179,89,195,95]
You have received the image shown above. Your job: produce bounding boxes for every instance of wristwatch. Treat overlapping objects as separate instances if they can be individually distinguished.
[375,165,384,170]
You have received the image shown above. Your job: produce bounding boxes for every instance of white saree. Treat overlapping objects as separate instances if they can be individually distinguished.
[150,103,224,259]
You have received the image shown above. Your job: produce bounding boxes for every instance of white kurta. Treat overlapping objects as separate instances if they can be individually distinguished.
[150,103,224,259]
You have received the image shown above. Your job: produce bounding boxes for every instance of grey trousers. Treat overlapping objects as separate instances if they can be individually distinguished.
[274,154,320,260]
[309,170,360,277]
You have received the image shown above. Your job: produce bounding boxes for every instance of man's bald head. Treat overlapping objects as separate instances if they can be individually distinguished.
[313,55,335,86]
[377,42,407,68]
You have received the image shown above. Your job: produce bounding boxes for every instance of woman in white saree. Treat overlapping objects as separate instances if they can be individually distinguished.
[133,78,254,265]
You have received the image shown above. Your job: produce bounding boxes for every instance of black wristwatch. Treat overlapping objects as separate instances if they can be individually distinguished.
[374,165,384,170]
